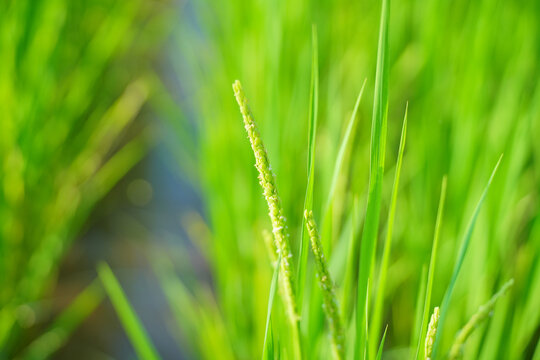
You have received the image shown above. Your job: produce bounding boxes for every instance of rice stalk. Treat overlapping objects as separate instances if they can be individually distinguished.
[232,80,301,359]
[304,210,344,360]
[448,279,514,360]
[415,177,447,360]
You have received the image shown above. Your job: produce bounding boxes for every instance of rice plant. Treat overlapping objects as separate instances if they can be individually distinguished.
[99,0,539,358]
[0,0,166,357]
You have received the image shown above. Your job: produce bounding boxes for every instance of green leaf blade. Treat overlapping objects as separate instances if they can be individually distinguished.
[431,155,503,359]
[97,262,161,360]
[375,325,388,360]
[415,176,447,360]
[370,104,408,356]
[297,25,319,308]
[356,0,391,357]
[263,255,282,360]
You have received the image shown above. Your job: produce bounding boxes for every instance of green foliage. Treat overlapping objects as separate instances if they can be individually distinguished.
[432,156,502,359]
[233,80,302,358]
[297,26,319,308]
[19,279,104,360]
[370,103,407,356]
[375,326,388,360]
[416,177,447,360]
[0,0,165,356]
[448,279,514,360]
[304,210,344,359]
[263,254,282,360]
[98,263,160,360]
[356,0,391,356]
[122,0,540,358]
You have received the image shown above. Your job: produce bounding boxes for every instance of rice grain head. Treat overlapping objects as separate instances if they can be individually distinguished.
[448,279,514,360]
[304,209,344,360]
[232,80,301,357]
[425,306,440,360]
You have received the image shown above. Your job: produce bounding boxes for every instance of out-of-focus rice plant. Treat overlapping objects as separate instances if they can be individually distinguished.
[0,0,168,357]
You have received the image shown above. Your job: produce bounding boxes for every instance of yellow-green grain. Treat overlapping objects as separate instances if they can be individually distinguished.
[233,80,301,358]
[425,307,440,360]
[304,210,344,360]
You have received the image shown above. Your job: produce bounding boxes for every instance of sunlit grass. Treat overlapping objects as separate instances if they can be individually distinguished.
[98,0,540,358]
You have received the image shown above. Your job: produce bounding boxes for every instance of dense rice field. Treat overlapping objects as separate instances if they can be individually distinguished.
[1,0,539,359]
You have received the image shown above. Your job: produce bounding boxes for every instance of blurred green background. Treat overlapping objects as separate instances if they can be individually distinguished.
[1,0,539,358]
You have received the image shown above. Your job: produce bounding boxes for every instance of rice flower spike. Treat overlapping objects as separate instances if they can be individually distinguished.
[449,279,514,360]
[304,210,345,359]
[262,229,278,265]
[232,80,301,354]
[425,306,440,360]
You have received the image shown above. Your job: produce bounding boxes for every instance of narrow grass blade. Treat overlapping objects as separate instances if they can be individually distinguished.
[415,176,447,360]
[364,279,371,360]
[375,325,388,360]
[97,262,161,360]
[370,103,408,355]
[151,253,234,359]
[297,25,319,307]
[19,279,104,360]
[266,320,275,360]
[410,266,427,360]
[449,279,514,360]
[152,258,200,354]
[431,155,503,359]
[263,255,282,360]
[322,79,368,231]
[342,197,360,320]
[356,0,391,356]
